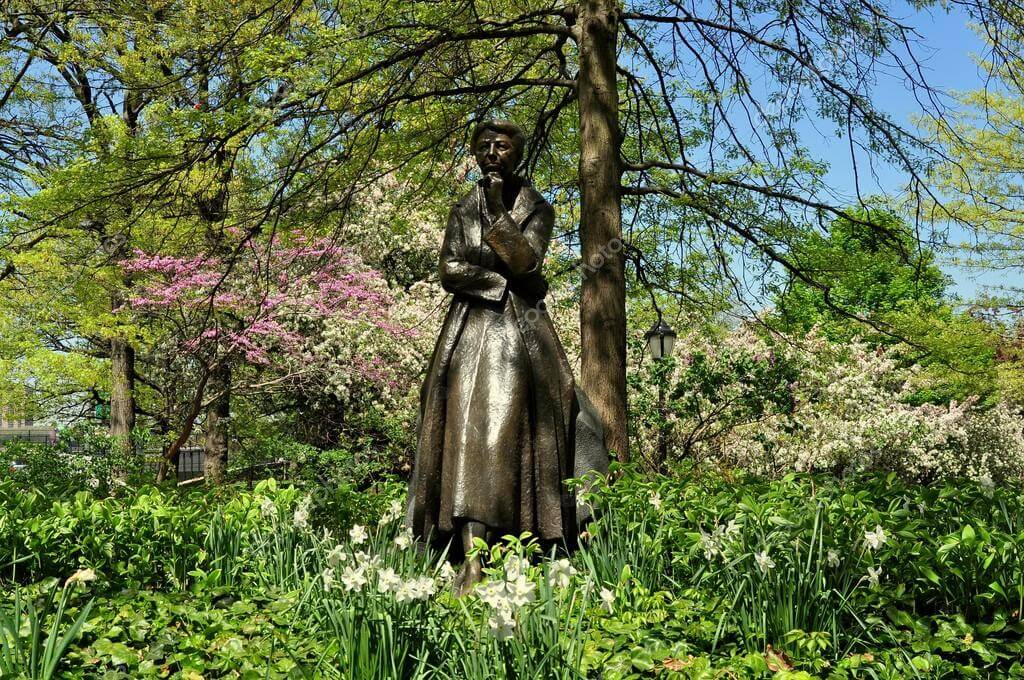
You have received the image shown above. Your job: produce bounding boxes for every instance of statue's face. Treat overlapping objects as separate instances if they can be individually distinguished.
[474,131,519,177]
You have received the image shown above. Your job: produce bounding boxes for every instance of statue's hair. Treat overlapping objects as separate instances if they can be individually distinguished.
[470,119,527,161]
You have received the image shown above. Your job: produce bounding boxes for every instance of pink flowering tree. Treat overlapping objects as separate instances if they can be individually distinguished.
[124,232,404,481]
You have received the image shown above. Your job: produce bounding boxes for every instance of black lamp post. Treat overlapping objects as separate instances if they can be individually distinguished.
[644,319,677,467]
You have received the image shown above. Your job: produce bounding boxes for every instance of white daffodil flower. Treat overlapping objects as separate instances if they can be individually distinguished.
[505,574,537,607]
[488,605,516,640]
[547,558,578,589]
[599,587,615,613]
[293,502,311,530]
[394,528,414,550]
[395,576,436,603]
[863,525,887,551]
[340,565,367,592]
[754,550,776,574]
[65,568,97,587]
[349,524,368,545]
[503,556,530,581]
[438,561,457,582]
[377,568,401,593]
[326,545,348,568]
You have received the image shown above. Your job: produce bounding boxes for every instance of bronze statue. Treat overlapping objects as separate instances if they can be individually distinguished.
[405,119,607,594]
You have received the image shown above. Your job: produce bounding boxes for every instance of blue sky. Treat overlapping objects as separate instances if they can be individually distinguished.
[802,5,1011,300]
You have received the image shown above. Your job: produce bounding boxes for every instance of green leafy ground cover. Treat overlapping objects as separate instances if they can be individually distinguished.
[1,468,1022,679]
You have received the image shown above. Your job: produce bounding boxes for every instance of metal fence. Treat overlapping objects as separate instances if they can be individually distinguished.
[172,447,205,483]
[157,449,292,485]
[1,436,97,457]
[0,432,62,446]
[4,434,291,487]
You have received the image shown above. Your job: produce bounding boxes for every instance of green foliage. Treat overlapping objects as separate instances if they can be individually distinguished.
[628,328,802,472]
[0,479,297,589]
[2,468,1024,677]
[766,206,1005,404]
[0,579,95,680]
[773,207,949,338]
[890,306,1002,406]
[232,433,406,534]
[574,465,1024,677]
[69,588,321,677]
[0,427,153,499]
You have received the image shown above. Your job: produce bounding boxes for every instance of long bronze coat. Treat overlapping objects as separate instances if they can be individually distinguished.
[406,181,607,546]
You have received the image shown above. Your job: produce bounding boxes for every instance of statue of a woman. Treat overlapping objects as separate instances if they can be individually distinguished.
[405,120,607,593]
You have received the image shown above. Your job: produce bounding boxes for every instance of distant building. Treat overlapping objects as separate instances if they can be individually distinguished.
[0,405,57,445]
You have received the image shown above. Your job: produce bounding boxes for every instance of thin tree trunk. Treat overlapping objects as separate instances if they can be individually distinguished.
[203,363,231,484]
[153,416,173,482]
[156,368,211,482]
[109,335,136,462]
[577,0,629,462]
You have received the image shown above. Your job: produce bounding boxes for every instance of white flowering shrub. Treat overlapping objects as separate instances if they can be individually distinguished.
[633,325,1024,483]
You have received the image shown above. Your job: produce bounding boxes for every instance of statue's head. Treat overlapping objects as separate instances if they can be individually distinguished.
[471,119,526,179]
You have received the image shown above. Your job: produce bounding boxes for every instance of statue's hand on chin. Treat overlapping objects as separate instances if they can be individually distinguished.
[484,172,504,212]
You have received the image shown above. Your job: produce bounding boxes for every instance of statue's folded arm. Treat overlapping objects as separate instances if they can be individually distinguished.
[439,206,508,302]
[485,201,555,280]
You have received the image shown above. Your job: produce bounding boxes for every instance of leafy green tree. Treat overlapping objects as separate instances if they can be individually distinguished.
[918,24,1024,404]
[772,208,949,341]
[1,1,372,476]
[772,208,1001,403]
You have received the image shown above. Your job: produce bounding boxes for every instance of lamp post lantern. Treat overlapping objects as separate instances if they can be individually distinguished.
[644,319,677,468]
[645,319,677,361]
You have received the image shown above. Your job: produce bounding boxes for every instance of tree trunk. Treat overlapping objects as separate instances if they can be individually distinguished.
[203,363,231,484]
[102,226,138,474]
[109,336,136,464]
[577,0,628,462]
[155,368,212,482]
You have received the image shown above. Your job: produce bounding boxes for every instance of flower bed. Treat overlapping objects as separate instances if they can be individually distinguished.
[2,468,1022,678]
